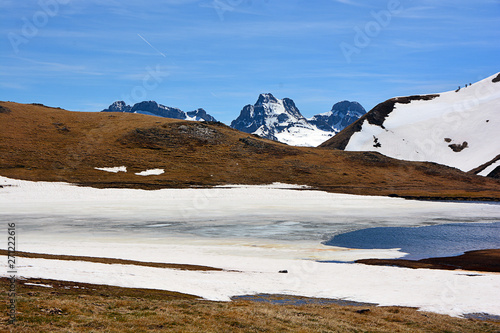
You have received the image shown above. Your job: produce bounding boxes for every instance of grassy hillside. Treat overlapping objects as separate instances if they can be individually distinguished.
[1,101,499,200]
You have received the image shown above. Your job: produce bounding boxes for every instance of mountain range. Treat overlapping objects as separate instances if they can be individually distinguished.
[321,72,500,178]
[230,94,365,147]
[102,101,217,122]
[102,96,366,147]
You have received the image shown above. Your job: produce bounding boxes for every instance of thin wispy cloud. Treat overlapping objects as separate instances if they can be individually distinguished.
[332,0,365,7]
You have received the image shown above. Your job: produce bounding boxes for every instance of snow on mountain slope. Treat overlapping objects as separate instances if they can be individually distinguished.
[231,94,337,147]
[271,125,335,147]
[335,73,500,173]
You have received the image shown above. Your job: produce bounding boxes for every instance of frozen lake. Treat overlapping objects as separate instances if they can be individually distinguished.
[1,176,500,317]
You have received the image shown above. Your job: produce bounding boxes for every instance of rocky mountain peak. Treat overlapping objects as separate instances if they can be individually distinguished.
[256,93,279,105]
[186,108,217,122]
[309,100,366,133]
[331,100,365,117]
[105,101,131,112]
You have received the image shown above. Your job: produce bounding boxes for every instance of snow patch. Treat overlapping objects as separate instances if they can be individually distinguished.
[24,283,53,288]
[94,166,127,173]
[135,169,165,176]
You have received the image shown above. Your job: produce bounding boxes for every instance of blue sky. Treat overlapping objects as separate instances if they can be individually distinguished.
[1,0,499,124]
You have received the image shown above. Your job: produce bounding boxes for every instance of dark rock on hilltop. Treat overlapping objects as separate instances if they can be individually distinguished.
[0,105,11,113]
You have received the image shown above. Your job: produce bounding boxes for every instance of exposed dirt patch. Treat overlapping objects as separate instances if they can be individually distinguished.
[449,141,468,152]
[492,73,500,83]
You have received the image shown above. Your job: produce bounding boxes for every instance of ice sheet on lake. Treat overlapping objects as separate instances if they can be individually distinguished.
[1,176,499,317]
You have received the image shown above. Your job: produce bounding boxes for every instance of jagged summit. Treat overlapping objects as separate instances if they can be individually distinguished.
[105,101,131,112]
[102,101,217,122]
[256,93,279,105]
[186,108,217,122]
[231,94,365,147]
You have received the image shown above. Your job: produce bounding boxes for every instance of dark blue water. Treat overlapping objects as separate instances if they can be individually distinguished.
[324,222,500,260]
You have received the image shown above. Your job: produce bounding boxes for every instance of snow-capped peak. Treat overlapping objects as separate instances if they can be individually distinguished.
[256,93,279,105]
[231,94,364,147]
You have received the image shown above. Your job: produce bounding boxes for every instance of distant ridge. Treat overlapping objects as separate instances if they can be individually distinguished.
[102,101,217,122]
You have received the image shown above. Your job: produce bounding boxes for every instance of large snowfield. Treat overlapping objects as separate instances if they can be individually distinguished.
[345,73,500,172]
[1,176,500,317]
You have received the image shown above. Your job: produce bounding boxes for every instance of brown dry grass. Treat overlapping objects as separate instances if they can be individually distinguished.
[1,277,499,332]
[1,101,499,200]
[0,250,223,272]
